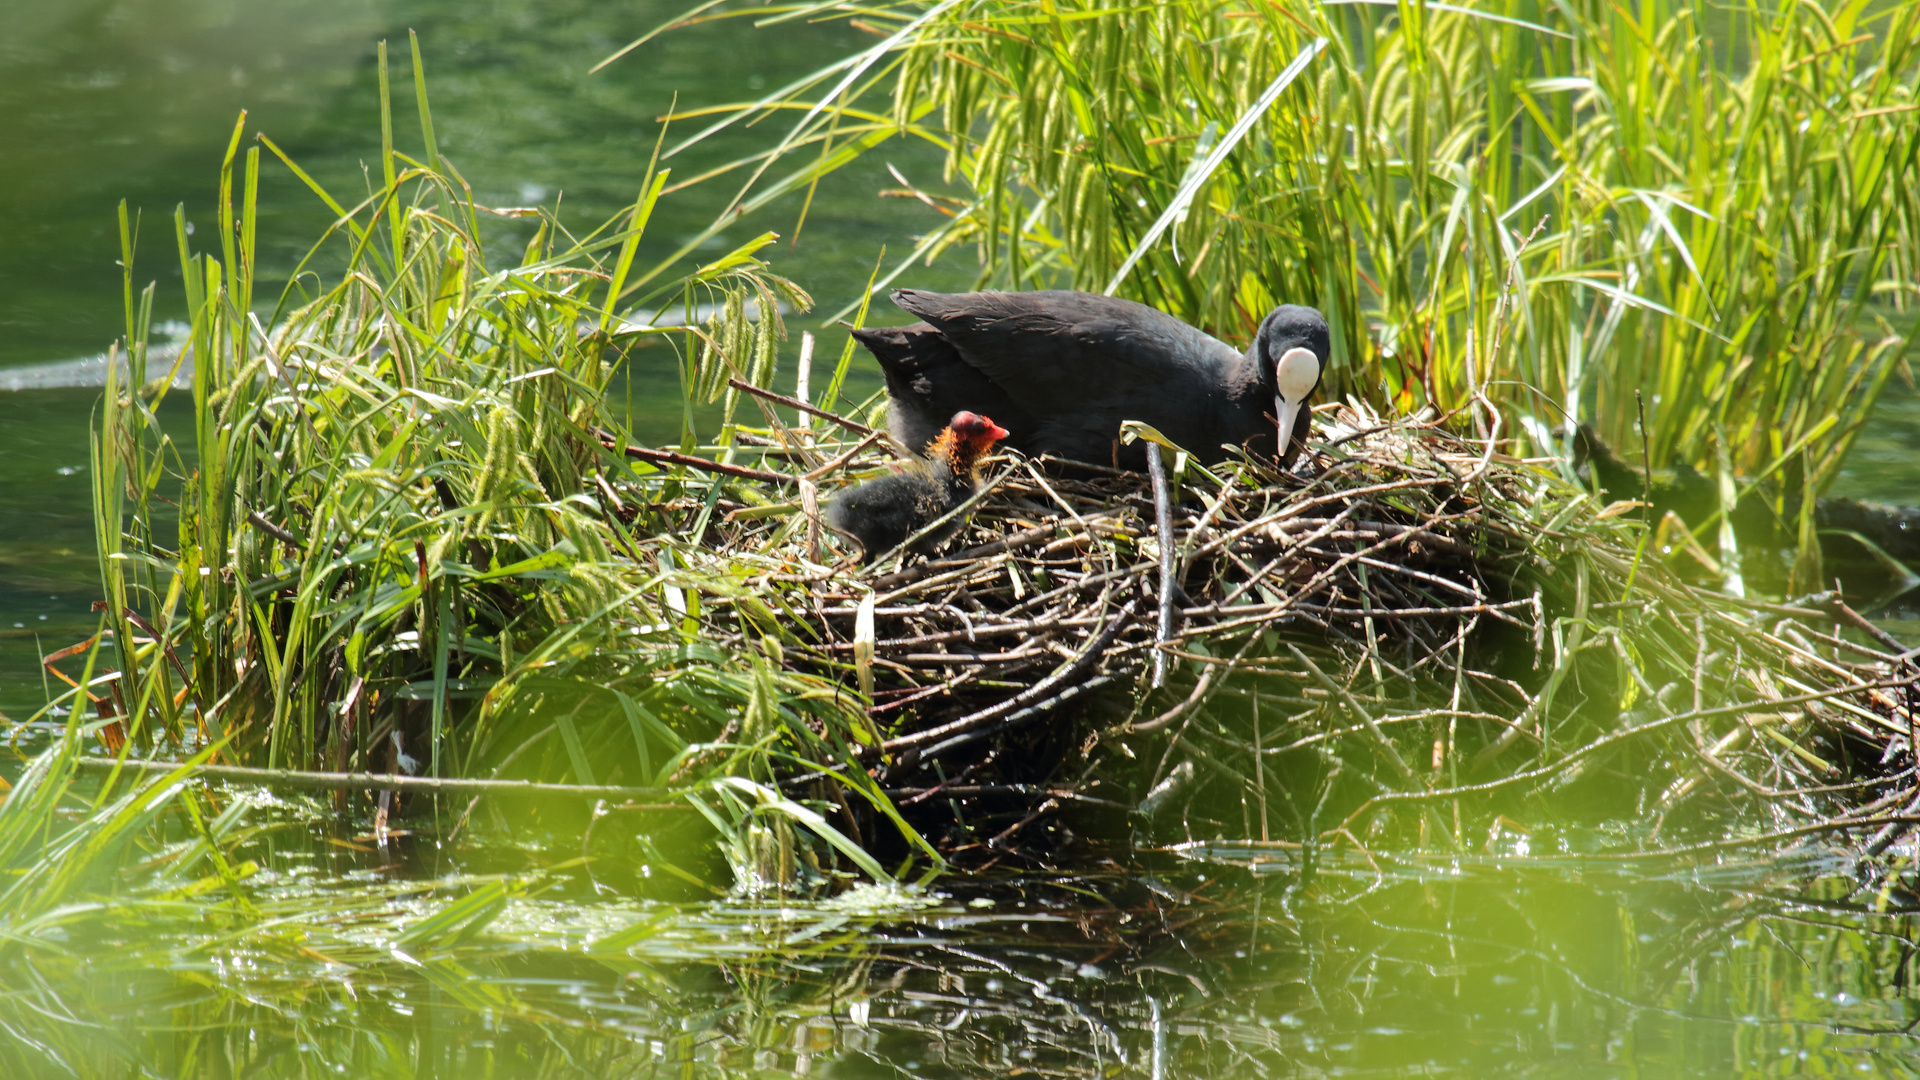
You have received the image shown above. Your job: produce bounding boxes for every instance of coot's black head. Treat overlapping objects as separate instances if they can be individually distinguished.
[1250,305,1331,456]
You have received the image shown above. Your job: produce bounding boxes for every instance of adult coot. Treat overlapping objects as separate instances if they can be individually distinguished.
[826,411,1009,563]
[851,290,1329,469]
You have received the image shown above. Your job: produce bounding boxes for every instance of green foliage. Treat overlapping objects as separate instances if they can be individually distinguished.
[638,0,1920,586]
[83,41,928,883]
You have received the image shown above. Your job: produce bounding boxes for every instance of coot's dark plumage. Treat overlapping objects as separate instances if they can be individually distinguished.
[850,289,1330,469]
[845,323,1038,456]
[826,411,1009,563]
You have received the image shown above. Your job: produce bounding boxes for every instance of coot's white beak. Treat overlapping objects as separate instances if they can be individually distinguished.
[1272,346,1322,455]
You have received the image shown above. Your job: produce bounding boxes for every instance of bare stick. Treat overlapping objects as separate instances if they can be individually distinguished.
[802,429,886,481]
[1341,675,1920,823]
[1146,442,1177,688]
[917,675,1121,764]
[811,614,1104,652]
[888,784,1132,810]
[615,442,791,484]
[247,510,302,549]
[794,331,815,431]
[1817,595,1917,658]
[727,377,874,435]
[594,429,792,484]
[878,599,1135,756]
[800,478,822,564]
[1289,643,1415,782]
[869,517,1118,592]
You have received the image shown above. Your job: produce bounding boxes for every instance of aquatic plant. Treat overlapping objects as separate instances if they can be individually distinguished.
[8,12,1920,1077]
[82,38,932,885]
[626,0,1920,592]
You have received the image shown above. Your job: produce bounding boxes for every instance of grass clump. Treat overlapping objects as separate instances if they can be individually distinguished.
[78,42,932,887]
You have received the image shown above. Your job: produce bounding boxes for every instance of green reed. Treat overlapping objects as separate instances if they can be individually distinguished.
[82,37,930,881]
[631,0,1920,591]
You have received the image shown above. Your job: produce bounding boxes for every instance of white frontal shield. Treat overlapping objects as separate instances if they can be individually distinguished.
[1272,346,1322,453]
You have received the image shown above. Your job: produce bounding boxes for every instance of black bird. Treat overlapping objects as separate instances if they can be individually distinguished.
[850,289,1330,469]
[826,411,1010,563]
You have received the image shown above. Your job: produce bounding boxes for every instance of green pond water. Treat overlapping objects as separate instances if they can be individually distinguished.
[7,762,1920,1078]
[3,1,1920,1076]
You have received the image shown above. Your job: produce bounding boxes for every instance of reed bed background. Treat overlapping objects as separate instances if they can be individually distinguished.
[635,0,1920,595]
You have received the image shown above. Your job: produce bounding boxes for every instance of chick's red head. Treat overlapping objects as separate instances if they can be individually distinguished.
[948,411,1011,447]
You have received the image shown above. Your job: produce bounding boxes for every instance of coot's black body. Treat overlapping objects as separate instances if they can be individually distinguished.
[851,289,1330,469]
[826,411,1008,563]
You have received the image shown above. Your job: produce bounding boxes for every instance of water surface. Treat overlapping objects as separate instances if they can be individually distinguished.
[6,762,1916,1078]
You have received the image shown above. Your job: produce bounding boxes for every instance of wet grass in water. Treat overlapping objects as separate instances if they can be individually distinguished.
[69,38,931,889]
[5,730,1919,1078]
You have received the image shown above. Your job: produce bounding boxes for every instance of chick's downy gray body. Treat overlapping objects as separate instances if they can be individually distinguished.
[826,411,1008,563]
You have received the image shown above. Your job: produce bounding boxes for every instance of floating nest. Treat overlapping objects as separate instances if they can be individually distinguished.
[618,390,1920,861]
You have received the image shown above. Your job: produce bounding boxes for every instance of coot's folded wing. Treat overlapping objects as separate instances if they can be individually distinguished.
[891,289,1242,419]
[850,321,1035,453]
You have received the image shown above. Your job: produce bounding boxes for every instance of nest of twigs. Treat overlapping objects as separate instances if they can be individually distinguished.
[626,388,1920,860]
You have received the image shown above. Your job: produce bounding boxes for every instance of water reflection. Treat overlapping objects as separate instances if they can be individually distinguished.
[1834,378,1920,511]
[4,777,1918,1078]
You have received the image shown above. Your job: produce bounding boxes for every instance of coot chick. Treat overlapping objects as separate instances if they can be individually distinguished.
[850,290,1329,469]
[826,411,1009,563]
